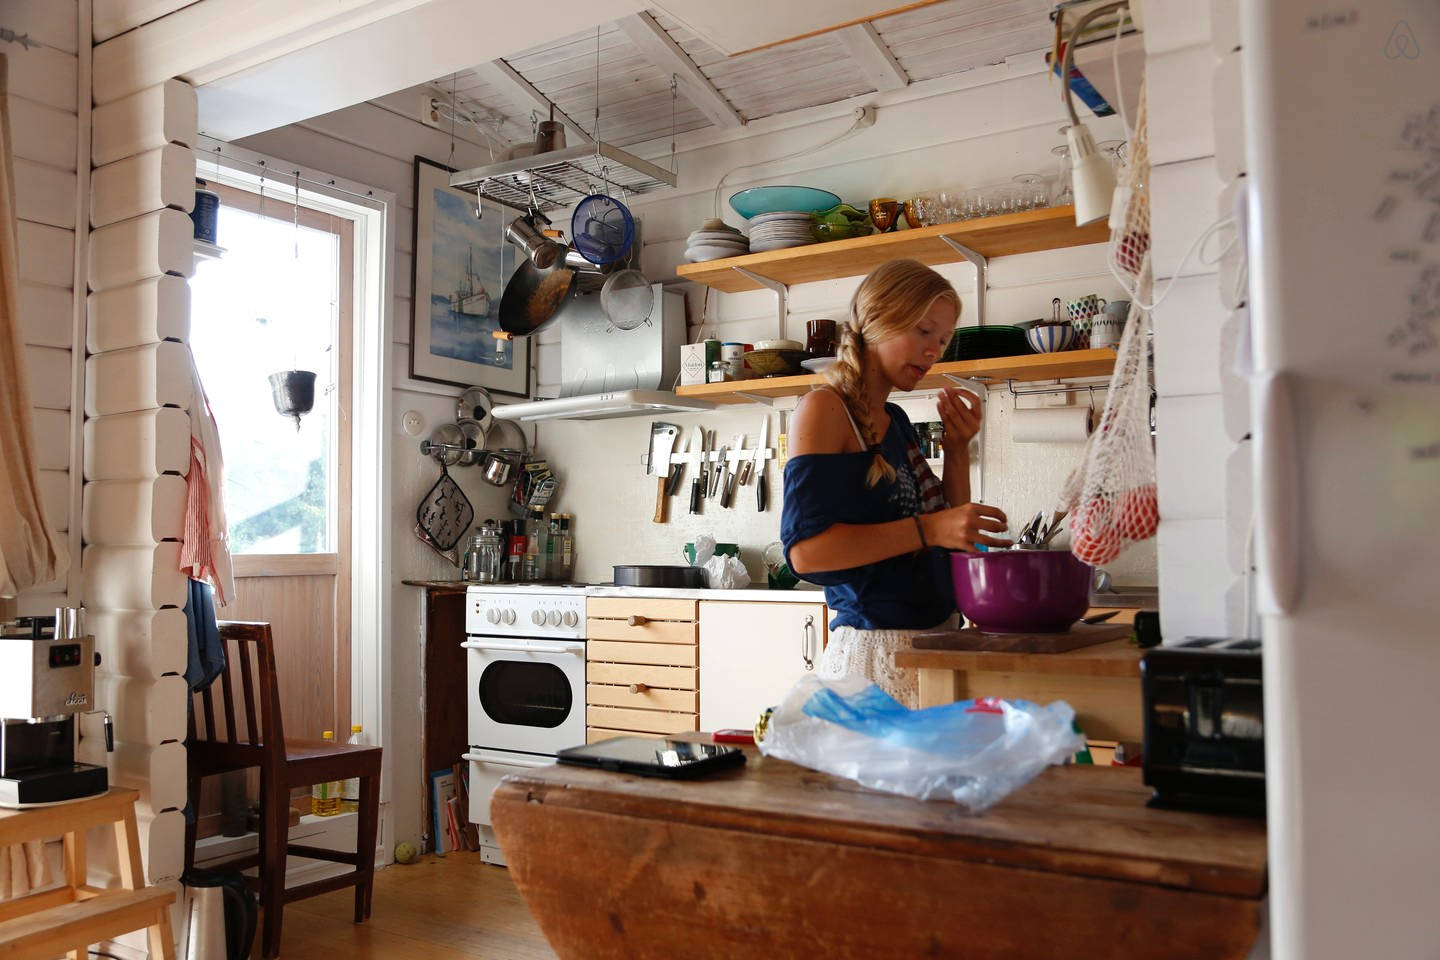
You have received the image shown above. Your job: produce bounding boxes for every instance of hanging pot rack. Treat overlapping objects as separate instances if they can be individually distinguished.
[449,142,677,214]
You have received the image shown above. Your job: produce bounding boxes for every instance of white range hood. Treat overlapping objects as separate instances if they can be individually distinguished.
[492,390,715,422]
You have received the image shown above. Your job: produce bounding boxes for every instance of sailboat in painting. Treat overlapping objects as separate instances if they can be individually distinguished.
[450,246,490,316]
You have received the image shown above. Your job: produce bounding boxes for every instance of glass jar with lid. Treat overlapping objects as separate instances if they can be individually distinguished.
[463,521,504,583]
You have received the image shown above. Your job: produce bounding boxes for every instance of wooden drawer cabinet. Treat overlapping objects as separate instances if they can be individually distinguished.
[586,598,699,741]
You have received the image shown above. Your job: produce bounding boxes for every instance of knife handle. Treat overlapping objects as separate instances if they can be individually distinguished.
[689,477,702,514]
[756,469,768,511]
[653,476,668,523]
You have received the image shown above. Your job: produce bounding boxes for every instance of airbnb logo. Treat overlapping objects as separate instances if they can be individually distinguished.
[1385,21,1421,60]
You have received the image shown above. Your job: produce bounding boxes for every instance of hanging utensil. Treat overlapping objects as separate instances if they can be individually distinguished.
[497,258,575,336]
[600,268,653,330]
[753,415,770,512]
[505,211,566,269]
[571,193,635,266]
[647,422,679,524]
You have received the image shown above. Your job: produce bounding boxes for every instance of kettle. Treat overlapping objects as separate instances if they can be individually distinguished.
[180,870,256,960]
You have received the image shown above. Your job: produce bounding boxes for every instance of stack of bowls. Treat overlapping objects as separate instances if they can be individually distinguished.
[747,211,819,252]
[684,219,749,262]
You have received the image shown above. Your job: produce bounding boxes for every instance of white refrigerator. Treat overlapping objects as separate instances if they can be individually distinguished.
[1241,2,1440,958]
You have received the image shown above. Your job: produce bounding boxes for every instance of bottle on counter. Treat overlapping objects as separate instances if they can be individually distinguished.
[546,514,560,581]
[311,732,342,816]
[505,519,525,582]
[341,724,364,813]
[558,515,575,581]
[475,521,503,583]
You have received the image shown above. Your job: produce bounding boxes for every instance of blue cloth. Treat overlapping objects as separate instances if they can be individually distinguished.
[781,402,955,630]
[183,578,225,692]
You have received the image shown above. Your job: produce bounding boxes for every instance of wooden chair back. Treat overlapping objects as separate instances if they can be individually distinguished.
[188,621,286,773]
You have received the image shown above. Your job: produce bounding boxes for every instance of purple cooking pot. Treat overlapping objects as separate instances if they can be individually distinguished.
[950,550,1094,634]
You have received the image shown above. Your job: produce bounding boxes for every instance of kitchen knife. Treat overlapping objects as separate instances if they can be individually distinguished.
[666,429,692,497]
[754,415,770,511]
[710,444,728,498]
[698,429,710,498]
[647,422,679,523]
[722,434,744,507]
[687,426,705,514]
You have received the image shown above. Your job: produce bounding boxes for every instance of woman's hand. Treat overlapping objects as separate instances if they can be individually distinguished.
[921,503,1011,552]
[937,387,982,451]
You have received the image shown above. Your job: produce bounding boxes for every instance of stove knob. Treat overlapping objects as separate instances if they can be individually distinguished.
[531,610,545,626]
[502,608,516,625]
[547,610,562,627]
[562,611,579,628]
[486,608,501,624]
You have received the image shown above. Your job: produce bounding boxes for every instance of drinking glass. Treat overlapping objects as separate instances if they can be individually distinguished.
[1012,173,1049,211]
[868,198,900,233]
[1051,143,1074,206]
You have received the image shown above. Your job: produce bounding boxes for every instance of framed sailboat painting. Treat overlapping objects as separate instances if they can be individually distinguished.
[410,156,530,396]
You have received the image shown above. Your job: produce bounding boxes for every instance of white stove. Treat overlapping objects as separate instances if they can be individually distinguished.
[462,585,588,865]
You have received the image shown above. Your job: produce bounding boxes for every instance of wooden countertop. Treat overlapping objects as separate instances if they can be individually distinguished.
[895,637,1143,678]
[400,579,470,594]
[495,748,1264,898]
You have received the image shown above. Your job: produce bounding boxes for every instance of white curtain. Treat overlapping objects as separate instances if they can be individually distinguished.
[0,52,69,595]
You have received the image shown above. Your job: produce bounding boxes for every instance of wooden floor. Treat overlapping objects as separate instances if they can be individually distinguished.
[277,853,557,959]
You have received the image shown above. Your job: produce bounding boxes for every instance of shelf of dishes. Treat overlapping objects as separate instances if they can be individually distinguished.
[673,350,1117,405]
[676,206,1110,294]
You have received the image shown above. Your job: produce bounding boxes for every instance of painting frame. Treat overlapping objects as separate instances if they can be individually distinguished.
[409,156,529,397]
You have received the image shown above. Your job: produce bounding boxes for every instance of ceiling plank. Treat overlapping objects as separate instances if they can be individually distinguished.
[470,59,595,145]
[614,12,743,130]
[835,23,909,92]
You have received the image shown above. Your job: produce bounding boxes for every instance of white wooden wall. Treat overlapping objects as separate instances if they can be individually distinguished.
[84,75,198,887]
[1145,0,1250,643]
[7,0,80,616]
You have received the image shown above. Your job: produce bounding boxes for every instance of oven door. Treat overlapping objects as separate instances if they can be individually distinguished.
[464,637,585,756]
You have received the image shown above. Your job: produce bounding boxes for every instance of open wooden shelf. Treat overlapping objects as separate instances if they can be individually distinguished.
[675,349,1117,404]
[676,205,1109,292]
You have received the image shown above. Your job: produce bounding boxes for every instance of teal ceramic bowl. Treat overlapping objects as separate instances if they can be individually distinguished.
[729,186,842,220]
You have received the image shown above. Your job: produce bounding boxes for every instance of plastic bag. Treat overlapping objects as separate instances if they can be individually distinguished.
[701,554,750,589]
[758,674,1082,812]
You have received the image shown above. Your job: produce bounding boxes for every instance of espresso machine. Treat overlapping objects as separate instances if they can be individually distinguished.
[0,606,112,807]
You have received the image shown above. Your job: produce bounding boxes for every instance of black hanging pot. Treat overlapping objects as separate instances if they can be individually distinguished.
[497,259,576,337]
[268,370,316,430]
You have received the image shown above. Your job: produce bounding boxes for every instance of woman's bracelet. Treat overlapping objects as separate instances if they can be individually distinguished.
[912,513,928,551]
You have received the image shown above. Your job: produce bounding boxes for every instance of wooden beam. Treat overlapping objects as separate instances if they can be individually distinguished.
[836,22,908,92]
[614,12,743,131]
[471,60,595,146]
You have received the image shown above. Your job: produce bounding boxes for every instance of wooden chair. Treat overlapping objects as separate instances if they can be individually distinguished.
[183,620,382,959]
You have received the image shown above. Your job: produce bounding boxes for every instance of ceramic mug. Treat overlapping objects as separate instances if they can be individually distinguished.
[1090,300,1131,348]
[1065,294,1106,347]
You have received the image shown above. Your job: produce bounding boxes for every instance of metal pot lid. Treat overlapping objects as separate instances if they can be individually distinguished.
[457,386,493,431]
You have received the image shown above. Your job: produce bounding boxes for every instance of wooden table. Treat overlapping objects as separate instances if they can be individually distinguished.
[896,635,1145,742]
[491,747,1266,959]
[0,788,175,959]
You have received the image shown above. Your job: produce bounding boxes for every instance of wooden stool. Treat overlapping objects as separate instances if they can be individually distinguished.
[0,788,175,960]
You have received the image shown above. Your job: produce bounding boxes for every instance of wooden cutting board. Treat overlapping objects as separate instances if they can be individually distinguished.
[910,621,1132,654]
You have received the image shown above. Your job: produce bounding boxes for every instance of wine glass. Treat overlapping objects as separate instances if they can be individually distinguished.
[1097,139,1127,176]
[1051,143,1074,206]
[1012,173,1049,211]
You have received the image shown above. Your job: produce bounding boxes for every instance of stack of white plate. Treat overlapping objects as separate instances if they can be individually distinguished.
[747,211,817,252]
[685,220,749,262]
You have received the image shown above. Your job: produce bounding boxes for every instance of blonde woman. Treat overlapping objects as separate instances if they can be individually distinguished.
[781,259,1010,706]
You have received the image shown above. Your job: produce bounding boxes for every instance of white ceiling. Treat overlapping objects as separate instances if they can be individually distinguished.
[418,0,1054,152]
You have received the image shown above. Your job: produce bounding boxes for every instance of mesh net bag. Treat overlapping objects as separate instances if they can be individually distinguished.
[1058,80,1157,565]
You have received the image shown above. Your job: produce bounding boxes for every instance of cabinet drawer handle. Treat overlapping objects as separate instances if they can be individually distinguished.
[628,615,650,627]
[628,683,650,694]
[801,614,816,671]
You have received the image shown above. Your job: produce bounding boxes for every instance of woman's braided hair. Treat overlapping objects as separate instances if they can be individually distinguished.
[824,259,959,489]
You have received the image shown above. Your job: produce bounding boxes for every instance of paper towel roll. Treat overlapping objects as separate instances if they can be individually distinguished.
[1012,406,1092,443]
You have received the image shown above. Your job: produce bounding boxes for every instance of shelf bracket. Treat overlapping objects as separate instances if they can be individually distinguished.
[938,236,987,328]
[733,266,789,340]
[731,392,777,407]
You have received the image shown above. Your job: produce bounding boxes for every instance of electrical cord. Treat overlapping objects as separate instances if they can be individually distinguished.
[710,112,870,219]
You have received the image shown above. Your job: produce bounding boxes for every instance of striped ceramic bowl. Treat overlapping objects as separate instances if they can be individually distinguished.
[1026,321,1077,353]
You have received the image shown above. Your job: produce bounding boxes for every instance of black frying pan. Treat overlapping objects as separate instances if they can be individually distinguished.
[497,259,576,336]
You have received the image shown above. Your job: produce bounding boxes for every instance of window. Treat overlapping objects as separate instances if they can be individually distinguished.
[189,184,351,555]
